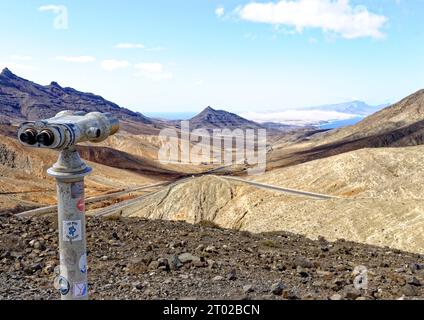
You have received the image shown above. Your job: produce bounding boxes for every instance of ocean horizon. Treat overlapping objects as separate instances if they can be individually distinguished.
[144,112,197,120]
[144,111,363,129]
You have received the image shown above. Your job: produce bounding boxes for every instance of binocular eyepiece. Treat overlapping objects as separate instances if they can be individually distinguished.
[20,129,55,146]
[19,128,37,145]
[18,111,119,150]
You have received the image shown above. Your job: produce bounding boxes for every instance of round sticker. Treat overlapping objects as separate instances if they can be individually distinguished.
[79,253,87,274]
[77,198,85,212]
[54,276,70,296]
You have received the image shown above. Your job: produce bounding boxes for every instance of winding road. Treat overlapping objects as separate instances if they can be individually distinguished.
[16,181,170,217]
[16,166,338,218]
[222,176,340,200]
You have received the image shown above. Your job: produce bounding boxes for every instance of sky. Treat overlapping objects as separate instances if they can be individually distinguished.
[0,0,423,114]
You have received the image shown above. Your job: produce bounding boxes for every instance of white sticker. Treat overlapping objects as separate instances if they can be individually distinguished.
[73,282,87,298]
[54,276,70,296]
[79,253,87,274]
[63,220,82,242]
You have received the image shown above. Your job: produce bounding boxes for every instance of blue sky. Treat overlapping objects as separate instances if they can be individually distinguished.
[0,0,423,113]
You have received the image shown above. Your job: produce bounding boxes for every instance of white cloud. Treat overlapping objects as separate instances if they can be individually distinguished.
[56,56,96,63]
[10,55,33,61]
[115,43,145,49]
[115,43,165,51]
[101,59,131,71]
[134,63,173,81]
[38,4,68,30]
[237,0,387,39]
[216,6,225,18]
[241,109,357,126]
[39,4,63,12]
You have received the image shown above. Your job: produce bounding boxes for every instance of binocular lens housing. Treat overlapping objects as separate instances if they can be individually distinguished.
[36,130,55,146]
[18,111,119,150]
[19,129,38,145]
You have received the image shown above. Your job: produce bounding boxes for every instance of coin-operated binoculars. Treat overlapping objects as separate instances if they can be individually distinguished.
[18,111,119,300]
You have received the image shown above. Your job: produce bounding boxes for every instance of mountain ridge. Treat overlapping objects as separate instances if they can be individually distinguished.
[0,68,152,125]
[0,69,284,133]
[188,106,264,130]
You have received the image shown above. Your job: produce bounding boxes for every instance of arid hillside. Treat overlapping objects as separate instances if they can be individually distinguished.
[258,146,424,199]
[315,89,424,144]
[123,146,424,254]
[267,89,424,170]
[80,130,220,173]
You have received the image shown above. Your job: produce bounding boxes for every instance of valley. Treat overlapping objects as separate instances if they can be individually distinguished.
[1,68,424,299]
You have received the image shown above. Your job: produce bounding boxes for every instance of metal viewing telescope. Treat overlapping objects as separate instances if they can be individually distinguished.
[18,111,119,300]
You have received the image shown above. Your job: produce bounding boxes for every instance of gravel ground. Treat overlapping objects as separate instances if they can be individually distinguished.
[0,214,423,300]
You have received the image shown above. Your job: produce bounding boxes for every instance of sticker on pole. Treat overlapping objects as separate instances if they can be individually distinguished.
[73,282,88,298]
[76,197,85,212]
[79,253,87,274]
[63,220,82,242]
[71,182,84,199]
[54,276,70,296]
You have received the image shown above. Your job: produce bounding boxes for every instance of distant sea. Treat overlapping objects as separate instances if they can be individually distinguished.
[319,116,364,130]
[144,112,364,130]
[144,112,197,120]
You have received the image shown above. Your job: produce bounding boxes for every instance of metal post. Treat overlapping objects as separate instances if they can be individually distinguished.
[48,147,92,300]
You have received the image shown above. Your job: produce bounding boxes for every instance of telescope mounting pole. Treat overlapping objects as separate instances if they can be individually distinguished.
[47,147,92,300]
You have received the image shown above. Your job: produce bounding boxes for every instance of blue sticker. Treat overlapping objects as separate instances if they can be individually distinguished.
[57,276,70,296]
[63,221,82,242]
[79,253,87,274]
[74,282,87,298]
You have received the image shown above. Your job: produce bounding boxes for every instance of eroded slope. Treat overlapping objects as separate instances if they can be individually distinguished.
[126,147,424,253]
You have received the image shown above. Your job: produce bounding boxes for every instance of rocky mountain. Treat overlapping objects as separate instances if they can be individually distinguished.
[0,69,282,135]
[0,68,152,125]
[188,106,264,130]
